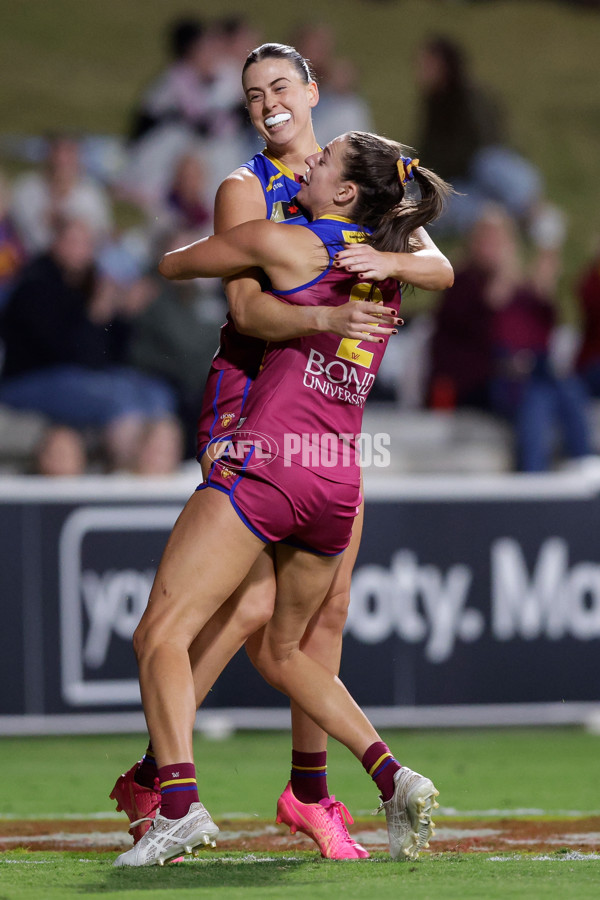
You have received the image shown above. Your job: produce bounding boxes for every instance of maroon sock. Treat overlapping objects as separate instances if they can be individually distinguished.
[134,742,158,790]
[362,741,401,802]
[158,762,199,820]
[290,750,329,804]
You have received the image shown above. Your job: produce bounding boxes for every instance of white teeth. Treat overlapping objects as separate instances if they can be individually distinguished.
[265,113,291,127]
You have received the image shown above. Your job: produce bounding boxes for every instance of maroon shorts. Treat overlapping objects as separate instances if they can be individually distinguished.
[197,453,360,556]
[196,366,254,459]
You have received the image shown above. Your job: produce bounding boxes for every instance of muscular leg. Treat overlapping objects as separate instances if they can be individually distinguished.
[288,498,364,752]
[183,455,277,709]
[133,488,265,767]
[248,541,380,761]
[188,547,276,708]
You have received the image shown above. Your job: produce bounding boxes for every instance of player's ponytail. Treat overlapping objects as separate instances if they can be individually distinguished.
[341,131,453,253]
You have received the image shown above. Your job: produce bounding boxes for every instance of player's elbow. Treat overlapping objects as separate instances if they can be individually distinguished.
[439,259,454,289]
[229,298,265,339]
[158,252,177,280]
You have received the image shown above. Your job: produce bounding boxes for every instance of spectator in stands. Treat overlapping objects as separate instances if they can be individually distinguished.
[119,16,249,209]
[128,229,224,459]
[0,171,27,311]
[0,216,182,474]
[33,425,87,476]
[10,134,113,255]
[414,35,560,240]
[575,245,600,397]
[428,205,591,471]
[160,152,213,234]
[292,24,374,145]
[127,18,228,144]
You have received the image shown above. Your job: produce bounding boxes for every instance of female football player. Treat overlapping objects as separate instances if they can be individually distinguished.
[113,129,451,868]
[111,43,452,860]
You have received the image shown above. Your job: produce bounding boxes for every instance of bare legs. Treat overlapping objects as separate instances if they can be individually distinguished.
[135,459,364,768]
[133,489,265,766]
[247,542,381,762]
[182,457,362,750]
[188,548,276,708]
[288,500,364,752]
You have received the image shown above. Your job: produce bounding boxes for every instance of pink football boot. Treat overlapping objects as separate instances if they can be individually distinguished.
[276,782,369,859]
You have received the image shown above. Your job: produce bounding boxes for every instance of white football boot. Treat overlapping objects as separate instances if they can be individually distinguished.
[380,767,439,860]
[113,801,219,867]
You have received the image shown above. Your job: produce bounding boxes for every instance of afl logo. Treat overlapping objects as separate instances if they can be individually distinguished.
[205,429,279,469]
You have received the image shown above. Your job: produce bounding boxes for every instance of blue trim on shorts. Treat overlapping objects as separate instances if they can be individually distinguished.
[279,535,346,557]
[198,480,269,544]
[229,492,270,543]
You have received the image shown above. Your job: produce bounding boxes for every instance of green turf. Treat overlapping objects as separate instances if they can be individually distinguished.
[1,729,598,899]
[1,727,598,819]
[1,850,599,900]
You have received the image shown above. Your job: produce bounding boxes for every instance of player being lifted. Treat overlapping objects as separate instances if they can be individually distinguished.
[113,128,452,867]
[110,43,453,861]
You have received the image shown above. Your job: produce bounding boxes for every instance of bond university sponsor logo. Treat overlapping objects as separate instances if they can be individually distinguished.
[302,284,387,405]
[303,348,376,407]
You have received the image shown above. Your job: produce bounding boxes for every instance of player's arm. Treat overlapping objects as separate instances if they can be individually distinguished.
[333,227,454,290]
[159,219,291,281]
[160,220,401,342]
[225,221,401,343]
[212,171,400,342]
[211,172,323,341]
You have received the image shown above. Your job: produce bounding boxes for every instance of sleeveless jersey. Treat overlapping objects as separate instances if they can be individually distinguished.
[213,150,310,376]
[221,216,402,486]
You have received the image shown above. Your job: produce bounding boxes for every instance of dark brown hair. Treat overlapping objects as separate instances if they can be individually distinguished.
[242,43,315,85]
[341,131,453,253]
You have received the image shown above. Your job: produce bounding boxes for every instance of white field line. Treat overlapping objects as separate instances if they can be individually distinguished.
[3,823,599,852]
[0,855,308,865]
[3,807,599,821]
[0,832,130,848]
[488,852,600,861]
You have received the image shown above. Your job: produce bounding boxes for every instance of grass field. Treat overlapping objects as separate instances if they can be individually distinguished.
[1,727,598,899]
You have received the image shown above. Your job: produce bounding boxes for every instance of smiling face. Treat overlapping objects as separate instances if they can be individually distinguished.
[297,135,355,217]
[242,57,318,152]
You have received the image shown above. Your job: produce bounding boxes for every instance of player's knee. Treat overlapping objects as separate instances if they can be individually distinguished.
[317,588,351,634]
[132,619,152,663]
[237,591,275,639]
[249,637,295,691]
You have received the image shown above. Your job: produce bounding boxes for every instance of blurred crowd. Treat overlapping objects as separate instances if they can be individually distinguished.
[0,18,599,476]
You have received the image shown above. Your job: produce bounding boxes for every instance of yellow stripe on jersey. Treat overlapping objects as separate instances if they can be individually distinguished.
[316,214,353,224]
[265,172,284,193]
[262,150,296,182]
[262,146,322,184]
